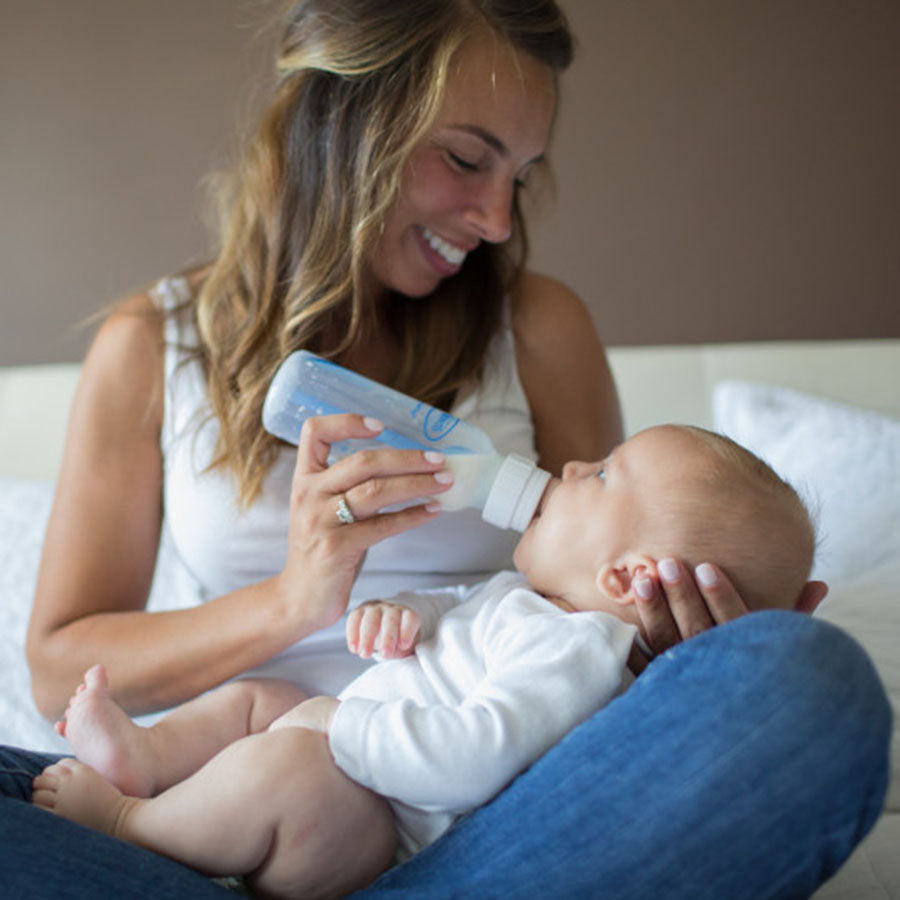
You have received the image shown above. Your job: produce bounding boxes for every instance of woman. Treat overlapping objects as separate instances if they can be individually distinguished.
[2,1,888,897]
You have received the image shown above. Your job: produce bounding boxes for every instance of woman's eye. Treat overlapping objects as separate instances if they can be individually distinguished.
[447,151,479,172]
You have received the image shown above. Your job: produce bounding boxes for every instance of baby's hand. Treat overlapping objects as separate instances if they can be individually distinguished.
[346,601,421,659]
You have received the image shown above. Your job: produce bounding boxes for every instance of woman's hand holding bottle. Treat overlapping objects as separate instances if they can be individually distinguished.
[275,414,452,633]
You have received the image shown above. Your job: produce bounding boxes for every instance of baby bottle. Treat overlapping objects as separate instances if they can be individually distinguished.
[262,351,550,532]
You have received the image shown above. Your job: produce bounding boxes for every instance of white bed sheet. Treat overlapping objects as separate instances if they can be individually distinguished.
[0,477,67,751]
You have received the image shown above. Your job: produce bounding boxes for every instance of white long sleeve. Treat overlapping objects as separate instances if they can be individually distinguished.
[329,572,635,851]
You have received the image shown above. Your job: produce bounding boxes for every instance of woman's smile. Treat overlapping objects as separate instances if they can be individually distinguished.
[416,226,469,275]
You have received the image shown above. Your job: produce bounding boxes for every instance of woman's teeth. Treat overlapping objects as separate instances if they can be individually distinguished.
[422,228,467,266]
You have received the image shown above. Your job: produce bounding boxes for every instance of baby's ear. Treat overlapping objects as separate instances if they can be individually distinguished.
[794,579,828,614]
[596,554,657,605]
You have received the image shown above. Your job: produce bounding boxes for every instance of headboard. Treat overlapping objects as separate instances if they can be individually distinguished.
[1,338,899,481]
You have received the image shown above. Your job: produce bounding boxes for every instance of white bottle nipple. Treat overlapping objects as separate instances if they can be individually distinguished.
[481,454,551,532]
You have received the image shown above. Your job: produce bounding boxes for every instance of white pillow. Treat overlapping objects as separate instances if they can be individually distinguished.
[713,381,900,586]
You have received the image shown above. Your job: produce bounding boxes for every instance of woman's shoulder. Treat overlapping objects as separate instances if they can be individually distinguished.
[508,270,622,470]
[79,282,172,428]
[511,270,595,346]
[509,269,602,363]
[95,288,164,361]
[98,265,207,359]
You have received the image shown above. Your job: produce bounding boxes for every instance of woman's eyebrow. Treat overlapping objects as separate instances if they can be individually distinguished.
[445,124,546,166]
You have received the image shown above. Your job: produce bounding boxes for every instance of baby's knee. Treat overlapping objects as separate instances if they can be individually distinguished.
[224,678,307,732]
[247,729,396,897]
[238,726,325,793]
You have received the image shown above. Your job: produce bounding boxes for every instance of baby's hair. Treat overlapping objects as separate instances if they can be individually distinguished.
[651,426,815,611]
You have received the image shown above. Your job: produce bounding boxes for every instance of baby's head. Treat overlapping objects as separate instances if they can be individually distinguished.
[514,425,817,623]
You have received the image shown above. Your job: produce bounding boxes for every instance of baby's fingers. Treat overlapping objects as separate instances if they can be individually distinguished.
[347,604,381,657]
[376,606,421,658]
[397,608,421,655]
[346,607,364,655]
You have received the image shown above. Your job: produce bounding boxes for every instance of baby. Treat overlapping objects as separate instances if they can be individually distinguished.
[33,425,820,899]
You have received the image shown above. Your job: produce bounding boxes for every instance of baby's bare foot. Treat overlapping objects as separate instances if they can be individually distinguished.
[33,758,137,838]
[57,664,155,797]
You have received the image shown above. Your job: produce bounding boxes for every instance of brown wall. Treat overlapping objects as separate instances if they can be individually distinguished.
[1,0,898,365]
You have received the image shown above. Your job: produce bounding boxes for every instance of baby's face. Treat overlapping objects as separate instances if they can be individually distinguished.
[514,426,706,604]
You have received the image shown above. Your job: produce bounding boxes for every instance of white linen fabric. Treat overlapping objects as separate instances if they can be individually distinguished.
[713,380,900,586]
[331,571,636,859]
[815,557,900,812]
[0,477,64,750]
[151,277,540,697]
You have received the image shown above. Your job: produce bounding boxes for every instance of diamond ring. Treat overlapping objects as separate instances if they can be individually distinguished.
[336,495,356,525]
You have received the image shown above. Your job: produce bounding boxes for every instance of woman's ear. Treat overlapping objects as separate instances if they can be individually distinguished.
[596,554,657,605]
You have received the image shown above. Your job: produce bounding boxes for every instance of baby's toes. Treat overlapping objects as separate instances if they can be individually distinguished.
[32,768,60,795]
[83,664,108,692]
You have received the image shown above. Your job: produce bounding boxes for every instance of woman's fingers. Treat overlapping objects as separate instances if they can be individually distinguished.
[655,558,716,641]
[693,562,748,624]
[290,414,453,521]
[294,413,386,475]
[632,569,682,654]
[633,559,751,657]
[341,470,451,520]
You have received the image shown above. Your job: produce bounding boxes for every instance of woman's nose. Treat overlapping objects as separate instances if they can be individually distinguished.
[465,177,513,244]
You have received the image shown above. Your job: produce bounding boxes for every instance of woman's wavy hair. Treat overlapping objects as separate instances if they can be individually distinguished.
[191,0,573,504]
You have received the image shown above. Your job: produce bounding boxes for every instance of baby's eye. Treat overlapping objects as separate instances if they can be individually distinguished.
[596,466,606,482]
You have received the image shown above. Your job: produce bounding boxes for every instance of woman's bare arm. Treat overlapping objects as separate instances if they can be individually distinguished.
[26,295,452,720]
[512,271,624,474]
[25,295,314,718]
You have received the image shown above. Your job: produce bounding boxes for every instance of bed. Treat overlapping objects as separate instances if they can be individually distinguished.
[1,339,897,898]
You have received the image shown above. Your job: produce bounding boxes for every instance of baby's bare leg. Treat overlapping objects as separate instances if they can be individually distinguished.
[59,665,306,796]
[35,728,396,898]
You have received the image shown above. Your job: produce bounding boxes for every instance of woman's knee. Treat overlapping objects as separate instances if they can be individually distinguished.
[733,611,890,744]
[639,610,892,833]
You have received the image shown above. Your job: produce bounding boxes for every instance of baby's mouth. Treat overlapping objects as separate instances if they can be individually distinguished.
[533,476,561,518]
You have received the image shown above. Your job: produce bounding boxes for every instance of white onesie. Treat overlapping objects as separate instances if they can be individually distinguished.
[331,571,637,859]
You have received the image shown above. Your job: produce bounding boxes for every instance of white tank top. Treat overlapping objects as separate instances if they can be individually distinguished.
[146,277,538,695]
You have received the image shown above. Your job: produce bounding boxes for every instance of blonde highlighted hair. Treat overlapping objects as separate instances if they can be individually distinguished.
[174,0,573,504]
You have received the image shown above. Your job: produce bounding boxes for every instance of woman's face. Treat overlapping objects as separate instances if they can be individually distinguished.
[368,34,557,299]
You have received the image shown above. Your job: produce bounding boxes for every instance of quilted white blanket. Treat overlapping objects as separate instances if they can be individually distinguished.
[0,477,66,751]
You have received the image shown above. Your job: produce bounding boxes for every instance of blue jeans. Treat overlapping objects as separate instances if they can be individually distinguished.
[0,611,890,899]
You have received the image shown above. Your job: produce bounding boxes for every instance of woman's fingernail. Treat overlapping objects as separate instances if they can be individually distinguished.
[433,470,454,484]
[633,575,653,600]
[424,451,444,464]
[658,558,680,583]
[695,563,719,588]
[364,417,384,432]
